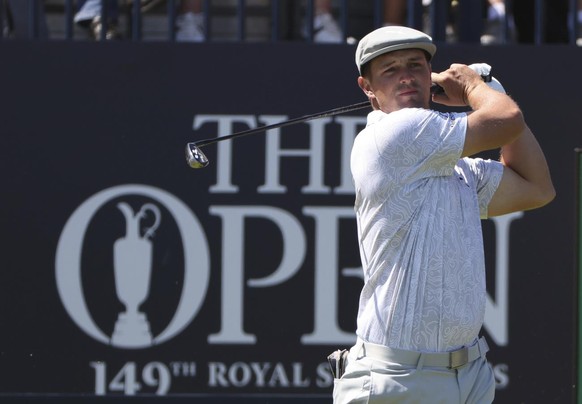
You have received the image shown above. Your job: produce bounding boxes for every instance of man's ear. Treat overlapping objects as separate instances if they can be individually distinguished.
[358,76,379,110]
[357,76,374,98]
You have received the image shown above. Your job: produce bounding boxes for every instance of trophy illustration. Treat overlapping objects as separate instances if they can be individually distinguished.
[111,202,161,348]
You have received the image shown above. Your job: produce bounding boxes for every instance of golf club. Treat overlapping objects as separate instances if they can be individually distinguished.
[184,77,488,169]
[185,100,373,169]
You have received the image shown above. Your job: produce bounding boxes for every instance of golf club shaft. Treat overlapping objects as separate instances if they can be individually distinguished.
[191,100,371,148]
[185,81,479,169]
[189,83,453,149]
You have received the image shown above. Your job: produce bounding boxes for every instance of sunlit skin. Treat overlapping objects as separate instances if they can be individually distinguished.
[358,49,433,114]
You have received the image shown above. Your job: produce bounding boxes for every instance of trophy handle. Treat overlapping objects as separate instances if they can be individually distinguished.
[138,203,161,240]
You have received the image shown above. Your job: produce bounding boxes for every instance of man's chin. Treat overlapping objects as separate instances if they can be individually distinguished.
[382,97,428,113]
[399,99,427,109]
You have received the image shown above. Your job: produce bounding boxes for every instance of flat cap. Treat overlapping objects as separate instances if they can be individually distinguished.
[355,26,437,74]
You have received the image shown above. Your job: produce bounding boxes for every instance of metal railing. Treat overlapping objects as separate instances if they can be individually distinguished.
[0,0,580,45]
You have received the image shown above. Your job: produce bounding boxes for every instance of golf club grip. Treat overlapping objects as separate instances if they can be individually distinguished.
[193,100,371,148]
[431,84,444,95]
[430,71,491,96]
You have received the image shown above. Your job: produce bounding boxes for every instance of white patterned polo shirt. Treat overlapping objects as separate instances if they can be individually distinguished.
[351,108,503,352]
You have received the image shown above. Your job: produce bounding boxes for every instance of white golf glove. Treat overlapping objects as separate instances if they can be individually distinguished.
[468,63,506,94]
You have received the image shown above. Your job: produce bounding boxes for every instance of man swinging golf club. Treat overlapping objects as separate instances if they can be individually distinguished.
[331,25,555,403]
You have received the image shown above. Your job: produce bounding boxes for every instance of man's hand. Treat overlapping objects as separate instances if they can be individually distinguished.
[431,64,491,107]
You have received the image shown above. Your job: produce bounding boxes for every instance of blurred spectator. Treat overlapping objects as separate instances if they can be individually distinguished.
[482,0,582,44]
[577,0,582,44]
[74,0,121,40]
[512,0,569,43]
[383,0,407,25]
[309,0,407,43]
[487,0,506,21]
[176,0,205,41]
[481,0,507,44]
[309,0,578,46]
[2,0,49,39]
[74,0,206,41]
[310,0,342,43]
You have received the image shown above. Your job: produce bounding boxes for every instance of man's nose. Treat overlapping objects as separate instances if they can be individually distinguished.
[399,70,414,83]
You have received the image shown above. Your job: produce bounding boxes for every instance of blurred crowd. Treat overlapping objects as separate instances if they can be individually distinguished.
[2,0,581,45]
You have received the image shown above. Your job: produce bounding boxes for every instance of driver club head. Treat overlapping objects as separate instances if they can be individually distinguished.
[185,143,209,169]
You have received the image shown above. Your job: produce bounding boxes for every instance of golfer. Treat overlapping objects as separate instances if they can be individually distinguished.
[333,26,555,403]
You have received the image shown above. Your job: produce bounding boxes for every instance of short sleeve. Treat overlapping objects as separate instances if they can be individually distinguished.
[372,108,466,183]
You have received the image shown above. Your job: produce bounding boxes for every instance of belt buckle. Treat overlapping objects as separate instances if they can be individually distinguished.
[449,347,469,369]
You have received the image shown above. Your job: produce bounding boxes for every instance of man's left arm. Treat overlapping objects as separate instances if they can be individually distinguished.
[487,125,555,217]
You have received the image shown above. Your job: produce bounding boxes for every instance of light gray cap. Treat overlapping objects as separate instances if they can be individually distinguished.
[355,26,437,74]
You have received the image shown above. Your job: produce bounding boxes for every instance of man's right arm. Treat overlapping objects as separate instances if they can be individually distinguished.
[432,64,554,215]
[431,64,525,157]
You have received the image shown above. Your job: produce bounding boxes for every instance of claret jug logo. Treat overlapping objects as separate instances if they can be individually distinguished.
[55,184,210,348]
